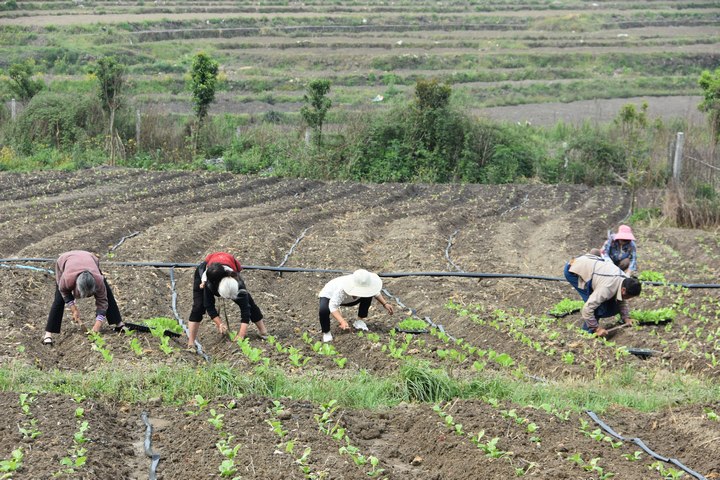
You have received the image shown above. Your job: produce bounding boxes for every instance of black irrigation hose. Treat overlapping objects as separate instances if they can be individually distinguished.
[169,267,210,363]
[2,258,720,289]
[109,231,140,252]
[140,412,161,480]
[500,192,529,217]
[0,263,54,275]
[586,411,707,480]
[445,230,464,273]
[277,227,310,269]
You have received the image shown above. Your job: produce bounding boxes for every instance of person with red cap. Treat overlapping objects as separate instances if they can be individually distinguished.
[591,225,638,276]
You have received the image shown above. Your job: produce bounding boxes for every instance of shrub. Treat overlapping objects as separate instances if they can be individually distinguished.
[10,91,103,154]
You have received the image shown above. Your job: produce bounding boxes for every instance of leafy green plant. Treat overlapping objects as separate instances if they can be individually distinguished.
[396,318,428,331]
[237,337,266,364]
[637,270,667,283]
[158,336,174,355]
[622,451,642,461]
[186,394,210,416]
[0,448,23,478]
[216,435,241,460]
[144,317,183,336]
[218,458,238,478]
[549,298,584,316]
[208,409,225,430]
[649,460,685,479]
[630,308,676,324]
[129,337,144,356]
[88,332,113,362]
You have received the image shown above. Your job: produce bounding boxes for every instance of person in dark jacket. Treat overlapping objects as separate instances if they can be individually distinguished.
[43,250,124,345]
[186,252,267,348]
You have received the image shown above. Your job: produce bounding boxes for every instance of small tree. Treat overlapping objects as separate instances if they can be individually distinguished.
[300,79,331,146]
[92,56,125,166]
[188,52,219,153]
[613,102,651,215]
[699,67,720,145]
[7,61,44,103]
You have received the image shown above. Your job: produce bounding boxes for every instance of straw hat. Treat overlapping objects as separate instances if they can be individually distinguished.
[614,225,636,241]
[218,277,239,299]
[343,269,382,297]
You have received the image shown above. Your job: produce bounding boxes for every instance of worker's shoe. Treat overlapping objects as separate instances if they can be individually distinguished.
[353,320,368,331]
[322,332,333,343]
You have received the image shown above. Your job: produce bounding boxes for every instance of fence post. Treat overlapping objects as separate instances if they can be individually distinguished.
[11,98,16,120]
[672,131,684,181]
[135,109,141,149]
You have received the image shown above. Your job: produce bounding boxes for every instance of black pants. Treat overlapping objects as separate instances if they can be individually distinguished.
[188,264,263,324]
[318,297,371,333]
[45,279,122,334]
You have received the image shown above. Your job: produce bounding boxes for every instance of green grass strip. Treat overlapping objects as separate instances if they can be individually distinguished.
[0,360,717,414]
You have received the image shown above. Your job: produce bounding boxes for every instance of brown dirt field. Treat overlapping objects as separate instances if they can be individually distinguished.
[1,169,719,479]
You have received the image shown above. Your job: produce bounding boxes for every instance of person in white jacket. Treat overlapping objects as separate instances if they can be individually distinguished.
[318,269,394,342]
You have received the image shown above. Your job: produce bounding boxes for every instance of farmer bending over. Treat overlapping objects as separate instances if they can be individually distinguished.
[187,252,267,349]
[43,250,124,345]
[564,253,642,337]
[318,269,394,343]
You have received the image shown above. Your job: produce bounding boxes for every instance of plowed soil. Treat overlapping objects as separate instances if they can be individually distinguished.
[1,168,719,479]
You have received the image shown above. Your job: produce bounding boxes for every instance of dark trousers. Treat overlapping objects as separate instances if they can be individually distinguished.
[564,262,620,331]
[188,265,263,324]
[318,296,372,333]
[45,279,122,334]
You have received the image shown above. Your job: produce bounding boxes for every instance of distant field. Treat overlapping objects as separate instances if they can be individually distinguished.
[1,0,718,124]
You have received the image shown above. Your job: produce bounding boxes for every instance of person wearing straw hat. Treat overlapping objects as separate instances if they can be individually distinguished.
[318,269,394,342]
[43,250,125,345]
[590,225,638,276]
[186,252,267,349]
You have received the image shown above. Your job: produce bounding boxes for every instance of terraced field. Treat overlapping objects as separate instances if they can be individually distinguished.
[1,0,717,124]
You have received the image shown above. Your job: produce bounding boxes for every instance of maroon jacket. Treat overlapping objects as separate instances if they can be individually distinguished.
[55,250,108,316]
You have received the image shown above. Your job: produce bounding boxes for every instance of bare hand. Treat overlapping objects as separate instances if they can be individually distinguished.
[338,319,350,330]
[91,320,103,333]
[213,317,228,334]
[71,307,82,325]
[384,303,395,315]
[595,327,608,338]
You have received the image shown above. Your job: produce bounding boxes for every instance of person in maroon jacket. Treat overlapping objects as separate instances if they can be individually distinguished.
[187,252,268,349]
[43,250,124,345]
